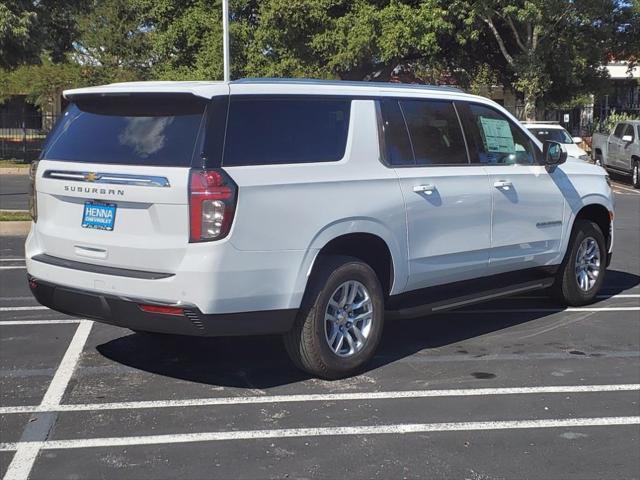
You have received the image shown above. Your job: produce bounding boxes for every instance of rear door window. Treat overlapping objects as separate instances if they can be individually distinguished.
[399,99,468,165]
[379,99,414,166]
[42,94,206,167]
[222,97,351,166]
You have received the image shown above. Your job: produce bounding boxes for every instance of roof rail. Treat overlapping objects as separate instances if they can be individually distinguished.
[232,77,464,93]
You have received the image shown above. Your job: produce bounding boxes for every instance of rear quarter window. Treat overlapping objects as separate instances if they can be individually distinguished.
[222,97,351,166]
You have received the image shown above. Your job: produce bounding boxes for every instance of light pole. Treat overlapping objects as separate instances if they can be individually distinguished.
[222,0,230,82]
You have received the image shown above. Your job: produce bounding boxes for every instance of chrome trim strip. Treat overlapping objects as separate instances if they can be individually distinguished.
[536,220,563,228]
[44,170,171,187]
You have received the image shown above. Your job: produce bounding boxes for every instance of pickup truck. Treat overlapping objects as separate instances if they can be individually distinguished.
[592,120,640,188]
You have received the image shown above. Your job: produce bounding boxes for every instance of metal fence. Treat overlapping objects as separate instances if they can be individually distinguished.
[513,104,596,137]
[0,113,60,163]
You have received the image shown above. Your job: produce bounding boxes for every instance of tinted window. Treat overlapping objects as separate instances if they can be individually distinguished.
[42,96,205,166]
[379,99,414,166]
[465,104,536,165]
[400,100,468,165]
[528,127,572,144]
[622,124,635,140]
[613,123,625,138]
[223,98,350,166]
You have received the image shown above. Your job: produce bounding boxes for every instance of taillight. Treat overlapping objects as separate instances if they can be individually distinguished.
[189,169,237,242]
[138,304,184,316]
[29,160,39,222]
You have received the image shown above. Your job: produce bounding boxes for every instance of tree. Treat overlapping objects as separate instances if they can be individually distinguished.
[245,0,456,81]
[0,0,87,69]
[73,0,153,76]
[133,0,258,80]
[455,0,627,119]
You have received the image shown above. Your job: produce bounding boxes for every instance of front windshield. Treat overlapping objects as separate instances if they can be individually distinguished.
[528,127,573,144]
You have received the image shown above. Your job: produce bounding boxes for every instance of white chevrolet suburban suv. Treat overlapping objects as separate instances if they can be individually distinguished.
[26,79,614,379]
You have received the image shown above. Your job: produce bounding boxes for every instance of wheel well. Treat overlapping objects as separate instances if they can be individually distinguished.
[575,204,611,248]
[594,148,602,155]
[317,233,394,295]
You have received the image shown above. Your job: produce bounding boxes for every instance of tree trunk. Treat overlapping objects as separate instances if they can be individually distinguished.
[524,90,537,121]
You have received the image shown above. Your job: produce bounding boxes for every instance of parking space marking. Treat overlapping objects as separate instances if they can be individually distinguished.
[0,307,48,312]
[0,320,80,326]
[457,307,640,313]
[612,183,640,194]
[0,416,638,452]
[0,259,25,262]
[0,384,637,415]
[0,267,26,271]
[3,320,92,480]
[512,294,640,299]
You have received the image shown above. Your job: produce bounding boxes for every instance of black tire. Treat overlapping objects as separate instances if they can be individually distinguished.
[552,219,607,306]
[284,255,385,379]
[632,159,640,189]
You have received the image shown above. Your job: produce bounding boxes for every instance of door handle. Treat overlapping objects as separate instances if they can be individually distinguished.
[493,180,512,190]
[413,184,436,195]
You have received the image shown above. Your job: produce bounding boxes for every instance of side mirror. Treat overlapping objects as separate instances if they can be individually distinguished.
[543,140,567,166]
[622,134,633,143]
[572,136,583,144]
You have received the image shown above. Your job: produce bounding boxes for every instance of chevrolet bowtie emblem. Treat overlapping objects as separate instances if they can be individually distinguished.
[85,172,99,182]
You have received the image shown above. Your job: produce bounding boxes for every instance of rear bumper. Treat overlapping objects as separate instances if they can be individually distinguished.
[28,276,297,337]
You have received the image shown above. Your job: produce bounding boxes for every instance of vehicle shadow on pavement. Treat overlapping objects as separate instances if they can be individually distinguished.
[96,269,639,389]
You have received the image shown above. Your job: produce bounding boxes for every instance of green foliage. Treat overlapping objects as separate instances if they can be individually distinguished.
[0,61,136,107]
[244,0,456,80]
[1,0,638,113]
[593,111,640,134]
[0,0,87,68]
[74,0,152,75]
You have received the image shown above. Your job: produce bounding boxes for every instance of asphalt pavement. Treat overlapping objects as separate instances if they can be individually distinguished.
[0,175,29,211]
[0,184,638,479]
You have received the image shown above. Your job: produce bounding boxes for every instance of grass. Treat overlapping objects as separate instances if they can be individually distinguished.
[0,211,31,221]
[0,159,30,168]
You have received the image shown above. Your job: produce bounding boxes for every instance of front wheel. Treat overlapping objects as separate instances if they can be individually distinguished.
[632,160,640,189]
[552,219,607,306]
[284,255,385,379]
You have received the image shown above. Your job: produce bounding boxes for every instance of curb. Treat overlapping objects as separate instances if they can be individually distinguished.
[0,167,30,175]
[0,221,31,236]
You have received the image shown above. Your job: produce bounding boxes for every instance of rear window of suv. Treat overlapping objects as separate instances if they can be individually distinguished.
[41,94,206,167]
[223,97,351,166]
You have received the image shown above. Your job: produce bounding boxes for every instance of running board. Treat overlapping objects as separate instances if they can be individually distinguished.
[386,278,555,320]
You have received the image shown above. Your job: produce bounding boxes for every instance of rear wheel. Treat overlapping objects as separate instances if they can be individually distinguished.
[284,255,384,379]
[552,219,607,306]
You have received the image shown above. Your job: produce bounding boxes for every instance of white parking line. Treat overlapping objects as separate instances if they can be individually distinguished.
[512,294,640,299]
[456,307,640,313]
[0,319,81,326]
[3,320,92,480]
[0,416,637,452]
[0,266,27,270]
[612,183,640,194]
[0,259,25,262]
[0,384,637,415]
[0,306,48,312]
